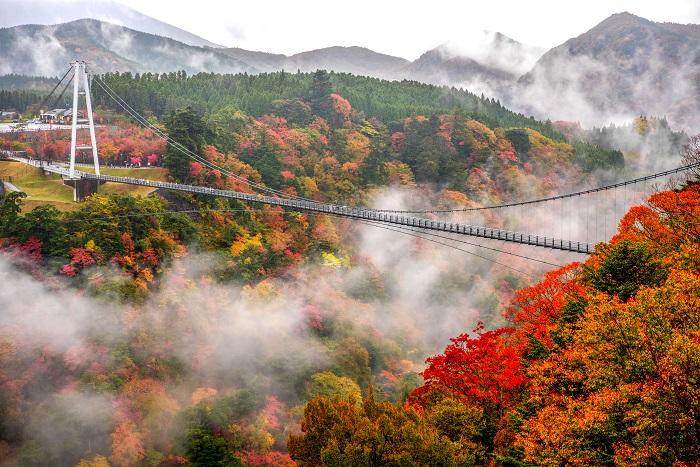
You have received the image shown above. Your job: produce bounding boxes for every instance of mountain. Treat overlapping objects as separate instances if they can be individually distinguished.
[428,32,545,77]
[398,44,515,97]
[396,31,544,98]
[219,48,287,72]
[221,46,409,78]
[0,0,222,48]
[0,19,254,77]
[517,12,700,130]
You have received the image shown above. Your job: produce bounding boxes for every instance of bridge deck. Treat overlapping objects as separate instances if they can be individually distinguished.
[7,155,592,254]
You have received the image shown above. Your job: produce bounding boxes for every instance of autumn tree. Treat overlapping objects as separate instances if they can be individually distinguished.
[288,391,477,466]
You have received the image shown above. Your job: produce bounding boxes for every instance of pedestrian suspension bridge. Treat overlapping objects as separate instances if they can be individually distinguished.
[4,62,699,259]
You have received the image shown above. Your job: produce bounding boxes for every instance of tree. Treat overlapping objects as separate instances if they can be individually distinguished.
[0,191,26,237]
[585,240,667,301]
[288,393,471,466]
[410,325,526,410]
[307,70,333,117]
[306,371,361,403]
[164,107,209,182]
[185,428,243,466]
[15,205,68,257]
[505,128,531,157]
[271,98,313,126]
[682,133,700,179]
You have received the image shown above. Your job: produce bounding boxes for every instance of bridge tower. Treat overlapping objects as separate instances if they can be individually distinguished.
[68,61,100,179]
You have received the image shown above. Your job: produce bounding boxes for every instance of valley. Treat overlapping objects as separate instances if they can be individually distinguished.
[0,2,698,466]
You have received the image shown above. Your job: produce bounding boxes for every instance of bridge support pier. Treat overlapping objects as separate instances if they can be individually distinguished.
[63,178,103,201]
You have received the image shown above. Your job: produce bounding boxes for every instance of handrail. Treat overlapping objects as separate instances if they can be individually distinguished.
[7,155,593,254]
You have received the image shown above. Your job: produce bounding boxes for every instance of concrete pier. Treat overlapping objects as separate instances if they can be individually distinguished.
[62,177,103,201]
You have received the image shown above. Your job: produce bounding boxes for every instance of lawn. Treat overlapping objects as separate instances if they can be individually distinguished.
[0,161,76,210]
[0,162,171,211]
[78,166,170,197]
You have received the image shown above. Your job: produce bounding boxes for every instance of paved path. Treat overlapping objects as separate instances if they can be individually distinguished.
[2,181,21,192]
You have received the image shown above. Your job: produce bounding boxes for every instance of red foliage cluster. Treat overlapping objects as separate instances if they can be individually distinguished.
[411,324,526,407]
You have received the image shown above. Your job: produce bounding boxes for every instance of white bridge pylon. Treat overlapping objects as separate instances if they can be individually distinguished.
[68,61,100,179]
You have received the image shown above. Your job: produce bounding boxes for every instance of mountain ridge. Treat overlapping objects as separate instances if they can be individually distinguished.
[0,0,222,48]
[1,13,698,131]
[516,11,700,130]
[0,19,254,77]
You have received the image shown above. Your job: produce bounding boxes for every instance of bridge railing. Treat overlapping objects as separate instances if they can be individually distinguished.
[8,156,593,254]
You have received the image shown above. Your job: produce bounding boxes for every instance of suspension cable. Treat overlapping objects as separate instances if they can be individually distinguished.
[33,67,72,115]
[355,219,533,277]
[373,162,700,214]
[361,221,563,266]
[49,73,75,110]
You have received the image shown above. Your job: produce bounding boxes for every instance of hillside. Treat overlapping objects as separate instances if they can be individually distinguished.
[0,19,253,77]
[0,0,221,48]
[93,70,565,139]
[0,50,691,465]
[517,12,700,131]
[291,180,700,465]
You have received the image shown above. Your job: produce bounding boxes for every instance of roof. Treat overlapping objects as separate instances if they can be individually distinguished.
[41,108,68,116]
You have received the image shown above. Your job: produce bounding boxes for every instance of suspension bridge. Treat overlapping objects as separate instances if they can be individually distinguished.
[2,61,698,260]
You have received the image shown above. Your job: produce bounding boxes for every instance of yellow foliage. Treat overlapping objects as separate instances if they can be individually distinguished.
[345,130,371,162]
[383,160,415,186]
[76,455,110,467]
[633,116,650,136]
[321,251,349,268]
[230,232,264,257]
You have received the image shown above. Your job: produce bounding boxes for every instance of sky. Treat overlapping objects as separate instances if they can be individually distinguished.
[116,0,700,59]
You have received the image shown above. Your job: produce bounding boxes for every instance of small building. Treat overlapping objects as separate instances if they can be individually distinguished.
[40,109,84,124]
[0,111,19,122]
[40,109,66,124]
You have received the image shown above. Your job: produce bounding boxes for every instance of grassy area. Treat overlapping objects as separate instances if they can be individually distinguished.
[0,161,76,211]
[79,166,170,197]
[0,162,171,211]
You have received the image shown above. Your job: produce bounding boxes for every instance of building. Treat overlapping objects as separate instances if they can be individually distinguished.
[0,111,19,122]
[39,109,85,124]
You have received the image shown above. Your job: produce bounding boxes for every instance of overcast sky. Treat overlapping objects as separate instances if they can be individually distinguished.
[119,0,699,59]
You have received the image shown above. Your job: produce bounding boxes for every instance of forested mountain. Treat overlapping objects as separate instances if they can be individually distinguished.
[0,0,222,47]
[399,45,514,97]
[91,70,565,140]
[0,19,252,77]
[3,13,697,132]
[398,31,544,94]
[517,12,700,131]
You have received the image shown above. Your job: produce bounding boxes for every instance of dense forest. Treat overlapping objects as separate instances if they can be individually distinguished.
[91,70,567,141]
[0,69,696,465]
